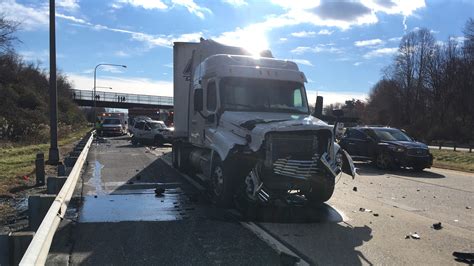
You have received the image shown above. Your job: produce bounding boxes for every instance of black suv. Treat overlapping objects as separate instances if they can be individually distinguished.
[339,127,433,171]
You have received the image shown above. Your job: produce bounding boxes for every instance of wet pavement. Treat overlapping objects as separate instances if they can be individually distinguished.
[47,135,474,265]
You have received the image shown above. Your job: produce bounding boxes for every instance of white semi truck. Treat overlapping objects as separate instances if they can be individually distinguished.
[172,39,355,207]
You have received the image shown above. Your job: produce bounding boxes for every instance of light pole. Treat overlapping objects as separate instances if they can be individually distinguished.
[93,64,126,125]
[48,0,59,165]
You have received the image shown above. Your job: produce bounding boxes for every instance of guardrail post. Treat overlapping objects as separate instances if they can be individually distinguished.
[28,195,56,231]
[470,145,472,153]
[35,153,45,186]
[453,143,457,151]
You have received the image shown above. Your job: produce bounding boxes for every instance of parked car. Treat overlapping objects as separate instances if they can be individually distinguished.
[100,118,126,136]
[339,127,433,171]
[131,120,173,146]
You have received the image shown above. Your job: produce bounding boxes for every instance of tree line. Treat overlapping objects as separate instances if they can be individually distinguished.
[329,18,473,144]
[0,16,86,143]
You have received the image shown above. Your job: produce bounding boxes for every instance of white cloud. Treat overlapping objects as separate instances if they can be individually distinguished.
[388,36,402,42]
[115,0,168,10]
[114,50,130,57]
[291,31,316,37]
[56,13,90,24]
[113,0,211,18]
[19,50,49,62]
[68,73,173,96]
[222,0,247,7]
[171,0,212,19]
[288,59,314,66]
[0,0,48,30]
[363,47,398,58]
[354,38,384,47]
[353,62,362,66]
[279,37,288,42]
[317,29,333,35]
[57,0,80,10]
[291,45,342,55]
[306,90,367,106]
[450,36,467,43]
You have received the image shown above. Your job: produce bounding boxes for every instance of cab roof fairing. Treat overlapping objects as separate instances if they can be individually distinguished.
[193,54,308,86]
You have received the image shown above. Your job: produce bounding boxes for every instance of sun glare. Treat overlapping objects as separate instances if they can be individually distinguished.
[240,30,269,57]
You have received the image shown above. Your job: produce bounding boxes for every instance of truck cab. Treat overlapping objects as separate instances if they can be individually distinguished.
[172,39,355,207]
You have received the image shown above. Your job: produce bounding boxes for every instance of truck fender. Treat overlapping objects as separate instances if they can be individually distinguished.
[206,128,246,162]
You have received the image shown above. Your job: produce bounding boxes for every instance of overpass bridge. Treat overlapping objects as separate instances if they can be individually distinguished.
[71,89,173,109]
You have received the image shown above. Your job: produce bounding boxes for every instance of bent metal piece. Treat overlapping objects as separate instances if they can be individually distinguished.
[20,132,94,265]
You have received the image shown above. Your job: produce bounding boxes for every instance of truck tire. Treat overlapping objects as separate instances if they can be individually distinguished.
[305,177,335,205]
[210,157,235,208]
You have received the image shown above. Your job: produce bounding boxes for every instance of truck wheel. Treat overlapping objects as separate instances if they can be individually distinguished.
[131,136,138,146]
[211,157,234,207]
[305,177,335,205]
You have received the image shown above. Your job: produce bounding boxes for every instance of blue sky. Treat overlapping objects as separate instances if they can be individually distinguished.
[2,0,473,104]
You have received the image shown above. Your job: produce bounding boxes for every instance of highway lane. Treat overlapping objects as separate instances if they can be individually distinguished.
[47,136,473,265]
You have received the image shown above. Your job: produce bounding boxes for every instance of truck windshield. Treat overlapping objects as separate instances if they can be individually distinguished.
[103,119,121,125]
[220,78,309,114]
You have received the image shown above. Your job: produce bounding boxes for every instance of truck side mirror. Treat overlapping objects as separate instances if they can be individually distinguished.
[194,89,203,112]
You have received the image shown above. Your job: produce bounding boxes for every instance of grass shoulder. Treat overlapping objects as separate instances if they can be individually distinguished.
[0,126,91,196]
[430,149,474,173]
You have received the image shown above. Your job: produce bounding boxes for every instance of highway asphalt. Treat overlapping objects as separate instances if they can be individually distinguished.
[47,136,474,265]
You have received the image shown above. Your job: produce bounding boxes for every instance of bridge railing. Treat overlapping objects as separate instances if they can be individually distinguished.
[71,89,173,106]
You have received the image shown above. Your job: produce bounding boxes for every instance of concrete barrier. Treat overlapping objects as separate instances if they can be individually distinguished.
[28,195,55,231]
[47,177,67,195]
[0,232,36,265]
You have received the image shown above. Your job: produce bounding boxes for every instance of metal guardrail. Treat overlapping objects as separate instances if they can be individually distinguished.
[71,89,173,106]
[20,132,94,265]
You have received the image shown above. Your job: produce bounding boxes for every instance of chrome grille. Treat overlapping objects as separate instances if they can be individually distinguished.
[407,148,428,156]
[273,154,320,179]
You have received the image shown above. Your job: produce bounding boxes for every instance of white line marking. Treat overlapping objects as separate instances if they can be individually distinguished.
[241,222,310,266]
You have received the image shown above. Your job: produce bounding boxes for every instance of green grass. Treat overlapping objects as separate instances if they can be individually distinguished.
[0,127,91,196]
[430,149,474,173]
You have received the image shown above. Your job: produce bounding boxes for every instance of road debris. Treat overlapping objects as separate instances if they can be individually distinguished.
[373,213,379,217]
[466,206,472,209]
[406,232,420,240]
[353,186,358,192]
[432,222,443,230]
[359,208,372,213]
[452,252,474,264]
[127,181,134,185]
[155,187,165,196]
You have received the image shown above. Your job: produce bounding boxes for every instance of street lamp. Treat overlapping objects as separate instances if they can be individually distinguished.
[93,64,126,125]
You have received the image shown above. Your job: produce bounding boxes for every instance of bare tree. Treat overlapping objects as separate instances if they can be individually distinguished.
[0,14,19,53]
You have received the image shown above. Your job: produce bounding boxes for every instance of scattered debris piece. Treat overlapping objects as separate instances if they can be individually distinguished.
[432,222,442,230]
[405,235,410,239]
[155,187,165,196]
[373,213,379,217]
[402,196,406,198]
[390,215,394,218]
[136,169,139,172]
[353,186,358,192]
[23,175,29,180]
[433,196,436,198]
[416,189,420,192]
[466,206,472,209]
[370,182,373,184]
[454,219,459,222]
[127,181,134,185]
[410,232,420,239]
[359,208,372,213]
[452,252,474,264]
